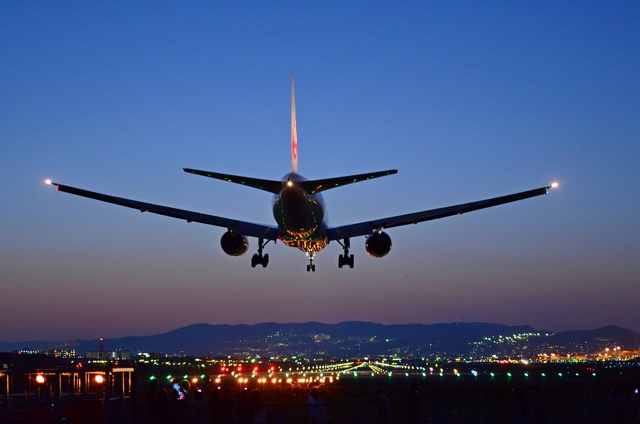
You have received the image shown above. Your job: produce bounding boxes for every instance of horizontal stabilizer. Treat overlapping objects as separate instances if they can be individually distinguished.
[184,168,283,194]
[301,169,397,194]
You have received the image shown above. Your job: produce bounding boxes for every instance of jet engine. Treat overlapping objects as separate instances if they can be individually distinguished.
[220,231,249,257]
[365,231,392,258]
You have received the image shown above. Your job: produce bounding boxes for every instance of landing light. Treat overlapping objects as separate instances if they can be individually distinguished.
[287,181,293,187]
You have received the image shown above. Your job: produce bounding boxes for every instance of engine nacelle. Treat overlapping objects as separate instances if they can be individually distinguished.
[220,231,249,257]
[365,231,392,258]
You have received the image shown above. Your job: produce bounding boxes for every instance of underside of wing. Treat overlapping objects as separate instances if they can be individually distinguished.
[50,182,278,240]
[327,185,552,241]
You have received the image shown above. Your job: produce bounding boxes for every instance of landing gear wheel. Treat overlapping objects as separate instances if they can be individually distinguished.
[348,254,354,268]
[251,254,259,268]
[338,254,344,268]
[262,254,269,268]
[306,264,315,272]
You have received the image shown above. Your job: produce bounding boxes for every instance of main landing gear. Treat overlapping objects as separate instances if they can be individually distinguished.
[337,238,354,269]
[251,238,270,268]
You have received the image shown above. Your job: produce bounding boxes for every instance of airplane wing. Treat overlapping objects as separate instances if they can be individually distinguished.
[47,182,279,241]
[326,185,554,241]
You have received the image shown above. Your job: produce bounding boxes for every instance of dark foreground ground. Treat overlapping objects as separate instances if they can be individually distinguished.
[133,363,640,424]
[2,362,639,423]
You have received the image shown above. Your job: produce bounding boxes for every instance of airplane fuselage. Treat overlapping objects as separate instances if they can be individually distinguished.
[273,173,328,255]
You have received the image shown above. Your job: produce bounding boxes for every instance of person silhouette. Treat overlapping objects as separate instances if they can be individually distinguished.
[308,387,329,424]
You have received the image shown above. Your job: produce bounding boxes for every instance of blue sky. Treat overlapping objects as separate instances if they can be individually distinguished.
[1,1,638,342]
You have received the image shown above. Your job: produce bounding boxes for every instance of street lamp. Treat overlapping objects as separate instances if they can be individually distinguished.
[94,374,105,400]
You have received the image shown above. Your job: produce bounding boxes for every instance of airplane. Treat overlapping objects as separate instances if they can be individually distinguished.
[45,73,557,272]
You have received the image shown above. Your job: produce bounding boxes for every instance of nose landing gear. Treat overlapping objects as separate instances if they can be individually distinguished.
[306,252,316,272]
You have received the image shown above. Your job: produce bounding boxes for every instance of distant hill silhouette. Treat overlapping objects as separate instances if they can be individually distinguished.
[1,322,638,358]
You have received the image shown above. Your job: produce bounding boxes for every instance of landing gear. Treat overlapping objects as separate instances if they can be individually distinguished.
[251,238,270,268]
[337,238,354,268]
[306,252,316,272]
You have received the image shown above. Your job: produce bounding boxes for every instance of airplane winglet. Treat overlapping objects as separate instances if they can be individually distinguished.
[44,179,59,189]
[291,72,299,174]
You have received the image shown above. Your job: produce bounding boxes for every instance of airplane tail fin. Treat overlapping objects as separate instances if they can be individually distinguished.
[291,72,299,174]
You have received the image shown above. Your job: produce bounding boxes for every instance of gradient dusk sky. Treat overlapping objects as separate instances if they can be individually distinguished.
[1,2,639,343]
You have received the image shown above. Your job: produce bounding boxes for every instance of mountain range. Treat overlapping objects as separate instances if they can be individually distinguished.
[2,322,638,358]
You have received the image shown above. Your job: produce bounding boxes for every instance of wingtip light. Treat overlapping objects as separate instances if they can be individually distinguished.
[551,182,559,189]
[45,179,52,185]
